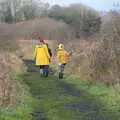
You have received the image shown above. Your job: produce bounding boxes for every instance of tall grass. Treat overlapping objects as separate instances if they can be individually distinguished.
[0,69,33,120]
[65,13,120,85]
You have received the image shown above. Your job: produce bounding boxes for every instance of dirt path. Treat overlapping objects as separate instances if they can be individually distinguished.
[22,59,120,120]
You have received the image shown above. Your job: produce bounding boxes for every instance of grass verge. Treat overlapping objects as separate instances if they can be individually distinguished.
[22,62,120,120]
[65,75,120,111]
[0,69,34,120]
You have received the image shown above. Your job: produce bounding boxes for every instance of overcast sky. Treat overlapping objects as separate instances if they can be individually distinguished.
[45,0,120,11]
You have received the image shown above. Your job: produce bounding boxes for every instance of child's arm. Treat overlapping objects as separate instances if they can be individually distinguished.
[66,51,72,57]
[69,51,72,56]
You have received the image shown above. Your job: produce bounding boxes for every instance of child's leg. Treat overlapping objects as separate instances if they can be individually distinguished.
[58,64,61,79]
[40,66,44,76]
[61,64,65,78]
[43,65,49,77]
[58,64,65,79]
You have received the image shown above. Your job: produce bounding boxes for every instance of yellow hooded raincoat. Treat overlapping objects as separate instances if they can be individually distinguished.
[57,44,71,64]
[34,44,50,66]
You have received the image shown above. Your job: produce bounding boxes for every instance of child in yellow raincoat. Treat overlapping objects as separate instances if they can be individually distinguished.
[56,44,72,79]
[34,37,50,77]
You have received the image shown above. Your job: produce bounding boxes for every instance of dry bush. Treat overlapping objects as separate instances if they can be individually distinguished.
[14,18,75,41]
[89,12,120,85]
[66,40,96,82]
[0,18,74,57]
[0,18,73,47]
[0,23,24,107]
[0,23,19,51]
[90,40,113,84]
[17,40,34,58]
[66,40,113,85]
[66,12,120,85]
[90,37,120,85]
[66,37,119,85]
[0,52,23,107]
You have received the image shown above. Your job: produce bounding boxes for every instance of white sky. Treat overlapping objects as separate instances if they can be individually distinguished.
[44,0,120,11]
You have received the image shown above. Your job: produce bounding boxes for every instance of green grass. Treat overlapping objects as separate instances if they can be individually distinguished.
[1,60,120,120]
[66,76,120,109]
[0,69,34,120]
[21,60,120,120]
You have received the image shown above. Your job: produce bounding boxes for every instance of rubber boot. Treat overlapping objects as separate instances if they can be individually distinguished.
[40,69,43,77]
[59,73,63,79]
[59,73,61,79]
[61,73,63,79]
[44,72,48,77]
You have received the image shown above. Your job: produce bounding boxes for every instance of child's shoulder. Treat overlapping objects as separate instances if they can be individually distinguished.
[57,50,63,53]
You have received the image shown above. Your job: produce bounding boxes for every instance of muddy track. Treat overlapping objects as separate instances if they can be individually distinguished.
[22,59,120,120]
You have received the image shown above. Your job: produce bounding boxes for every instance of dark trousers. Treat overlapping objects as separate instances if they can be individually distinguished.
[40,65,49,72]
[58,64,66,79]
[40,65,49,77]
[59,64,66,73]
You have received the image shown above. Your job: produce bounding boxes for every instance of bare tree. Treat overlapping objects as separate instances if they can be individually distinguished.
[0,0,46,22]
[0,0,22,22]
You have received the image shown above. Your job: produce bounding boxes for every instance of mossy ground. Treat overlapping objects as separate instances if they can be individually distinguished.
[21,59,120,120]
[1,59,120,120]
[0,69,33,120]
